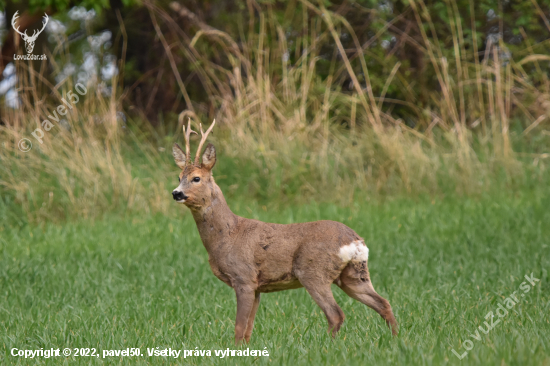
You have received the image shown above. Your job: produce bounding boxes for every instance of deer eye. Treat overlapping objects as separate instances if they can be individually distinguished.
[192,177,200,183]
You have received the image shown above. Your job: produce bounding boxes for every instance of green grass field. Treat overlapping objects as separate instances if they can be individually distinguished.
[3,0,550,362]
[1,188,549,365]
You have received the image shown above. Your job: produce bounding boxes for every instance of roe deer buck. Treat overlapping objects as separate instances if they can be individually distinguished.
[171,119,398,344]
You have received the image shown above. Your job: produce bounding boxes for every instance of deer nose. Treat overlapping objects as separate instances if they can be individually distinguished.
[172,191,188,201]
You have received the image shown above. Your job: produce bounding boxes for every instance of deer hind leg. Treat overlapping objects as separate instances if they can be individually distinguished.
[301,281,345,337]
[244,292,261,343]
[338,264,398,335]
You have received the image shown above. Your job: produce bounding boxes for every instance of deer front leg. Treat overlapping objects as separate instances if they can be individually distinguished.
[234,285,256,344]
[244,292,261,342]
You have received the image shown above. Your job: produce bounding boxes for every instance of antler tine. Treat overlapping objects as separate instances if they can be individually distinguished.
[182,118,198,165]
[195,119,216,165]
[39,14,48,32]
[27,13,48,41]
[11,11,25,36]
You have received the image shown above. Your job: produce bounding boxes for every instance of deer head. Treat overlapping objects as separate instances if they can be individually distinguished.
[172,118,216,210]
[12,11,49,54]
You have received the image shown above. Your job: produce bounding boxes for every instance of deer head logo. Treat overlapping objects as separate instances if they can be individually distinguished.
[11,11,49,54]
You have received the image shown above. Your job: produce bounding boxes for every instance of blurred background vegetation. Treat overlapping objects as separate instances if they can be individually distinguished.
[0,0,549,225]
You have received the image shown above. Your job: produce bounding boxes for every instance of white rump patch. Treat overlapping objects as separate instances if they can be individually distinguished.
[338,240,369,263]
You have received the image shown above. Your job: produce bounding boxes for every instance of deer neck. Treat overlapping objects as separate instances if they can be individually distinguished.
[190,182,238,252]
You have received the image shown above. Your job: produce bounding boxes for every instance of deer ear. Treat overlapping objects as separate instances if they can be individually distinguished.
[202,143,216,170]
[172,143,186,169]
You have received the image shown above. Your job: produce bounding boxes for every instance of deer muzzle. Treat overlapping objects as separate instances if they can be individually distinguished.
[25,41,35,53]
[172,190,188,202]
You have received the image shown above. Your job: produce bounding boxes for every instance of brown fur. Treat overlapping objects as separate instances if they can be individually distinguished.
[172,142,398,344]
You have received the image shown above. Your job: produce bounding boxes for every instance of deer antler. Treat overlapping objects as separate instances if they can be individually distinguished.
[195,119,216,165]
[182,117,197,165]
[27,14,48,41]
[11,11,26,37]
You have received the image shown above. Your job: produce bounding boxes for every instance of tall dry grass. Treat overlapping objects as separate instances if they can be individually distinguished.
[160,1,548,193]
[1,0,549,223]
